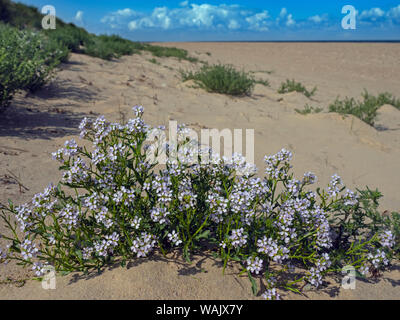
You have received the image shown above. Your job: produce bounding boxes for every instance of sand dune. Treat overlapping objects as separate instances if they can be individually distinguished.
[0,43,399,299]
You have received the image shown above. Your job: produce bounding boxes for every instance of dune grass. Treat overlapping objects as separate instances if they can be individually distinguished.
[148,58,160,65]
[278,79,317,98]
[295,104,323,115]
[329,90,400,126]
[254,79,270,87]
[180,64,271,96]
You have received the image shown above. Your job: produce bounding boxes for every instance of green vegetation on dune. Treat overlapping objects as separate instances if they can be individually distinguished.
[329,90,400,126]
[0,24,68,110]
[278,79,317,98]
[0,0,198,111]
[295,104,323,115]
[180,63,270,96]
[0,0,197,62]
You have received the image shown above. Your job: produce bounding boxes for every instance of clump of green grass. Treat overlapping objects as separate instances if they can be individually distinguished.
[254,79,270,87]
[181,64,260,96]
[148,58,160,65]
[295,104,323,115]
[142,44,198,62]
[363,91,400,110]
[278,79,317,98]
[250,70,274,75]
[329,90,400,126]
[44,24,90,53]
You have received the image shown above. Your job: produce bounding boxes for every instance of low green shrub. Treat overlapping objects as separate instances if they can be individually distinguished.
[0,24,64,110]
[0,106,398,299]
[148,58,160,65]
[44,24,90,53]
[143,44,198,62]
[278,79,317,98]
[181,64,256,96]
[84,34,141,60]
[328,90,400,126]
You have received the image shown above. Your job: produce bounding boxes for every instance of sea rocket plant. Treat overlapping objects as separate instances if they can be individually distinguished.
[0,106,398,299]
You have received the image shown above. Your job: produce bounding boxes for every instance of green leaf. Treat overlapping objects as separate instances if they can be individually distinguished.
[194,229,210,241]
[7,199,13,210]
[75,249,83,260]
[247,271,258,296]
[355,270,366,279]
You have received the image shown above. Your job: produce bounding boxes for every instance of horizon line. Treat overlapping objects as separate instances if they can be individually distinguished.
[148,40,400,43]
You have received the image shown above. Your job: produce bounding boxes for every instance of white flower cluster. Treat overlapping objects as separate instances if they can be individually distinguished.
[59,204,80,230]
[261,288,280,300]
[367,249,389,269]
[303,172,317,185]
[150,207,170,225]
[343,189,359,206]
[264,148,292,179]
[306,253,331,288]
[229,228,248,248]
[94,232,120,257]
[131,216,142,229]
[246,256,263,274]
[178,178,197,210]
[206,193,228,223]
[95,206,114,228]
[379,230,395,248]
[20,239,39,260]
[257,236,289,264]
[327,174,342,198]
[167,230,182,246]
[131,232,157,258]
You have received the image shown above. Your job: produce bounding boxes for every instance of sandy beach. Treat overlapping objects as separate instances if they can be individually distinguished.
[0,42,399,299]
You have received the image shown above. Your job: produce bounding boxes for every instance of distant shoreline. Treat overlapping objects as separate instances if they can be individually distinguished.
[151,40,400,43]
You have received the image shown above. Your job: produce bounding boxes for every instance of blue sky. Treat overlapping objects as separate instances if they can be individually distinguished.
[19,0,400,40]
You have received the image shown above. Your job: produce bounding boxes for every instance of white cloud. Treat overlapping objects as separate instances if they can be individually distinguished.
[387,5,400,23]
[75,10,84,24]
[308,15,324,24]
[276,7,296,27]
[100,3,400,33]
[228,19,240,30]
[101,8,141,28]
[279,8,287,19]
[102,3,271,32]
[358,5,400,25]
[286,14,295,27]
[245,10,270,31]
[116,8,137,17]
[359,7,385,21]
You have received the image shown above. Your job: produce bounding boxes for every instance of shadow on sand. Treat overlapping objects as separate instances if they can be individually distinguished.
[0,79,99,140]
